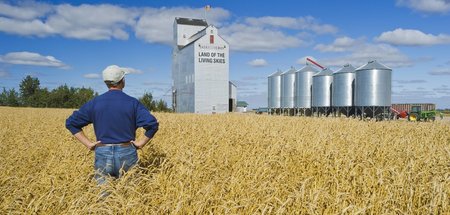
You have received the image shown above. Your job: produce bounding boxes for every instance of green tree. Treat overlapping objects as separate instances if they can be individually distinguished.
[19,75,40,107]
[5,88,20,107]
[139,92,156,111]
[73,87,96,107]
[155,99,171,112]
[0,88,6,106]
[35,88,50,107]
[49,84,75,108]
[138,92,171,112]
[2,76,100,108]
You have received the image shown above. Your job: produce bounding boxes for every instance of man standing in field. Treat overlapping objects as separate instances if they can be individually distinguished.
[65,65,159,184]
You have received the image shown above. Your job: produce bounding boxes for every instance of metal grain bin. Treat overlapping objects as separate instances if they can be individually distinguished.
[281,67,296,108]
[332,64,356,107]
[268,69,283,108]
[312,68,334,107]
[295,65,318,108]
[355,60,392,107]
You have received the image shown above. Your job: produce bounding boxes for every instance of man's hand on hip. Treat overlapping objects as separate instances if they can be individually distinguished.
[87,141,101,151]
[73,131,100,151]
[131,136,151,149]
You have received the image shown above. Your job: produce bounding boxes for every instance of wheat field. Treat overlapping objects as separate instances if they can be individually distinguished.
[0,107,449,214]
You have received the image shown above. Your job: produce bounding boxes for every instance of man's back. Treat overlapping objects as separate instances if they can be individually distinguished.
[65,65,159,185]
[66,90,158,144]
[91,90,139,144]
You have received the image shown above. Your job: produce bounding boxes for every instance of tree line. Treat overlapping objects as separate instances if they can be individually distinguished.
[0,75,171,112]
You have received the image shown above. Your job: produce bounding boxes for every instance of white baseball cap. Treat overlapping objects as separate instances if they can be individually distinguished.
[102,65,128,83]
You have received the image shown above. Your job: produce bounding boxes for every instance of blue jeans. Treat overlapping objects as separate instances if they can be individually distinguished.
[94,144,138,185]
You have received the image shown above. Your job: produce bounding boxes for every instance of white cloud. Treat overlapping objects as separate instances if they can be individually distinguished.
[221,23,303,52]
[0,2,138,40]
[248,59,268,67]
[0,51,68,68]
[397,0,450,13]
[219,15,336,52]
[314,37,361,52]
[46,4,138,40]
[429,68,450,75]
[135,7,230,44]
[0,2,231,42]
[122,67,143,74]
[0,2,336,53]
[296,56,324,67]
[376,28,450,46]
[0,17,54,37]
[0,70,9,77]
[245,16,338,34]
[0,1,52,20]
[83,73,100,79]
[313,37,413,68]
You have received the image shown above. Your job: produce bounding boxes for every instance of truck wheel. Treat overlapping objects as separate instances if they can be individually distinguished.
[431,117,436,122]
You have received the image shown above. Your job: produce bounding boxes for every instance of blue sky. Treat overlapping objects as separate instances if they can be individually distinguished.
[0,0,450,108]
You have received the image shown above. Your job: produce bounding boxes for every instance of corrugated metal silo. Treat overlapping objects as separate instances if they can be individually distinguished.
[268,69,283,110]
[312,68,333,108]
[281,67,296,109]
[294,65,318,108]
[355,60,392,119]
[332,64,356,107]
[355,60,391,107]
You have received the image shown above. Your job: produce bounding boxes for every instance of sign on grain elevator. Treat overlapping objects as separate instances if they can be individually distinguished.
[172,17,230,113]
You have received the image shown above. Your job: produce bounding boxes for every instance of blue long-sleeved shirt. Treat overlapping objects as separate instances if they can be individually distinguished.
[65,90,159,144]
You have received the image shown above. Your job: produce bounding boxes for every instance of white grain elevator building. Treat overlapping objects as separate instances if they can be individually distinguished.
[172,17,230,113]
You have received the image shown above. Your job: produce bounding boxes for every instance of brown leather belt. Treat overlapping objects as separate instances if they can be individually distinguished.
[96,142,133,147]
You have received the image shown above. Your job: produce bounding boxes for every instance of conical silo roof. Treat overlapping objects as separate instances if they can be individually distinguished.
[268,69,283,77]
[282,66,297,75]
[297,65,319,73]
[356,60,391,71]
[313,67,334,76]
[334,64,356,74]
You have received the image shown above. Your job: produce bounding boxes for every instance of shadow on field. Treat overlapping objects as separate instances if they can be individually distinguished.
[138,145,167,175]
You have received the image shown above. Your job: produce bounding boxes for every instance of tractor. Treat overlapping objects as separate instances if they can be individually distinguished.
[407,105,436,122]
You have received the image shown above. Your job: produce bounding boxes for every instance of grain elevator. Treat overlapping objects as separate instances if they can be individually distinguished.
[172,17,230,113]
